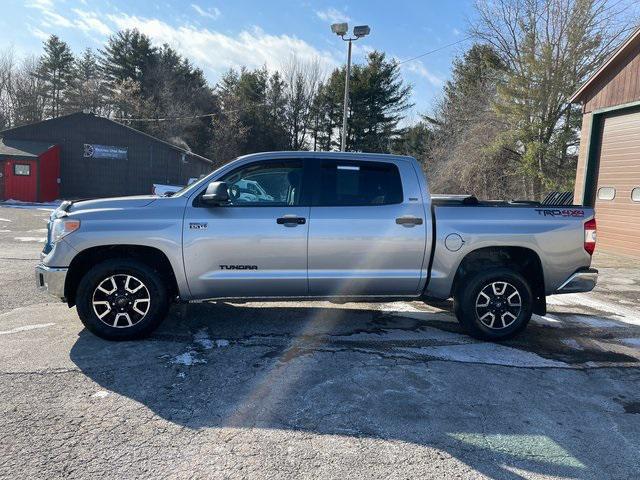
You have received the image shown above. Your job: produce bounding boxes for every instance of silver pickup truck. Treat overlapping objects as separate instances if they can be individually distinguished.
[36,151,598,341]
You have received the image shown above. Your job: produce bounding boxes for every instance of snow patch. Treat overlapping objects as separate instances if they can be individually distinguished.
[561,339,584,350]
[194,328,214,349]
[0,218,10,222]
[194,328,229,349]
[532,314,563,327]
[2,199,59,207]
[0,323,55,335]
[401,343,566,368]
[620,338,640,348]
[14,236,46,243]
[0,230,11,233]
[171,351,206,366]
[566,315,621,328]
[380,302,425,313]
[548,293,640,326]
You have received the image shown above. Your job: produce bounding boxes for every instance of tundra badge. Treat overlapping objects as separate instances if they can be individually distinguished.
[189,222,208,230]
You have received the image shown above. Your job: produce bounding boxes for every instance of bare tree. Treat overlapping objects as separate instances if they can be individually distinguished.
[0,47,16,129]
[11,56,47,126]
[471,0,639,197]
[282,55,323,150]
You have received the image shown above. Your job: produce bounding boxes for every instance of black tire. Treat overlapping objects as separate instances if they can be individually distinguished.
[76,259,170,340]
[453,267,532,341]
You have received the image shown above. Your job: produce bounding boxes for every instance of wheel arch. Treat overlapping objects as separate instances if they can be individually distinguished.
[65,245,179,307]
[451,246,546,315]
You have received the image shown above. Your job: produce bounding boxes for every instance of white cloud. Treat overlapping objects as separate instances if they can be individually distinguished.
[28,0,74,28]
[72,9,112,36]
[403,61,443,87]
[27,1,111,39]
[191,4,221,20]
[452,28,461,36]
[27,0,54,8]
[106,14,338,80]
[315,7,350,24]
[27,24,50,41]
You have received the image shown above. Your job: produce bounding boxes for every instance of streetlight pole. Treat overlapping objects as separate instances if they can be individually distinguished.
[331,23,370,152]
[341,39,352,152]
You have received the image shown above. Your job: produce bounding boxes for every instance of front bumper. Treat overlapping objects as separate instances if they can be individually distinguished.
[555,267,598,294]
[35,264,68,301]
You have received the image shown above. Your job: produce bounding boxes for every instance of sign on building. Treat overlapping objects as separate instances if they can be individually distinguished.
[83,144,128,160]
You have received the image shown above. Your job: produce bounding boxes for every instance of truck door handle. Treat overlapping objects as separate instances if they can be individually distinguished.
[396,216,423,226]
[277,216,306,226]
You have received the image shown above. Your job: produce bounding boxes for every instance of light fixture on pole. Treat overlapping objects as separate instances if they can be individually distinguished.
[331,22,371,152]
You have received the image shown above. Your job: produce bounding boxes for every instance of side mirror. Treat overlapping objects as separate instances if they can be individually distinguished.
[202,181,229,205]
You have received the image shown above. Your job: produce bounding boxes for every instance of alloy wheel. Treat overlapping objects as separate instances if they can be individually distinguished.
[92,274,151,328]
[475,281,522,330]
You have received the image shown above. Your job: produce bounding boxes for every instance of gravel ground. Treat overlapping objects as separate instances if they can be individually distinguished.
[1,204,639,479]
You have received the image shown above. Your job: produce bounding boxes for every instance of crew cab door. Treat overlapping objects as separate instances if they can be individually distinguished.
[183,158,310,299]
[308,158,428,296]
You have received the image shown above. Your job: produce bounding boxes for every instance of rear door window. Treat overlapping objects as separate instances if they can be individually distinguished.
[315,160,403,206]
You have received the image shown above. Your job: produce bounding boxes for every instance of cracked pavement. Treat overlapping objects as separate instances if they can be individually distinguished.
[1,204,640,479]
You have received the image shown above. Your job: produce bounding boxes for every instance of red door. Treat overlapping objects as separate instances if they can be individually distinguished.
[38,146,60,202]
[4,159,38,202]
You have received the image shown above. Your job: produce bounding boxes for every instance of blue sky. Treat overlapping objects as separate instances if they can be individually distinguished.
[0,0,477,116]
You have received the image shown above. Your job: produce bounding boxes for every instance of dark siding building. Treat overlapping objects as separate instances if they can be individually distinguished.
[0,112,213,200]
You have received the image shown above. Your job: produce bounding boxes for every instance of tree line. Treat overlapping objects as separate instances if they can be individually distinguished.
[0,0,636,199]
[0,30,412,167]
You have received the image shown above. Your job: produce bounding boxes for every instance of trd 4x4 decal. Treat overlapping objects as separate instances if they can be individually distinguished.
[534,209,585,217]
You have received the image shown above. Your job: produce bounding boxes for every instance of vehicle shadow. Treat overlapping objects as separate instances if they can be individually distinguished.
[69,302,639,479]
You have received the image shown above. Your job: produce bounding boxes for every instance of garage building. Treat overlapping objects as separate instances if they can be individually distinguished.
[0,112,213,202]
[572,26,640,258]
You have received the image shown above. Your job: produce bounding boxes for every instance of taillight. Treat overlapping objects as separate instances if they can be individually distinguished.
[584,218,596,255]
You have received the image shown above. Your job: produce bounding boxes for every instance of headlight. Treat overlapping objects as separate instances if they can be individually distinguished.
[51,218,80,243]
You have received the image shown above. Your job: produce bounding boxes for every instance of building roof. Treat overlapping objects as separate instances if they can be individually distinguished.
[0,138,55,159]
[570,26,640,103]
[0,112,213,165]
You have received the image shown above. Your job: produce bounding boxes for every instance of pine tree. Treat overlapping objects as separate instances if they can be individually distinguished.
[99,29,157,116]
[39,35,74,117]
[66,48,109,115]
[349,51,413,152]
[312,51,412,152]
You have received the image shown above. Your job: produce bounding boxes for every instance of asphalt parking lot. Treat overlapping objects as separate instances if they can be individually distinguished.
[1,204,639,479]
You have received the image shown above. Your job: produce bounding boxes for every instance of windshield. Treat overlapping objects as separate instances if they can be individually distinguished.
[167,165,226,198]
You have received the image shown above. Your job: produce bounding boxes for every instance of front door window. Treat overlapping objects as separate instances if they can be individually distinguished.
[221,161,304,206]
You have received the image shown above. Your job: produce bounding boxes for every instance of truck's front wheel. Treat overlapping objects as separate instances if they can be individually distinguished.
[76,259,170,340]
[454,268,532,341]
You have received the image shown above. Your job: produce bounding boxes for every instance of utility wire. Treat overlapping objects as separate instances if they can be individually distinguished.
[114,112,218,122]
[396,36,473,65]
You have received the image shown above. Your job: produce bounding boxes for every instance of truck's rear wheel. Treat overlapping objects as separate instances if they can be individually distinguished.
[76,259,170,340]
[454,268,532,341]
